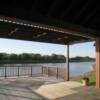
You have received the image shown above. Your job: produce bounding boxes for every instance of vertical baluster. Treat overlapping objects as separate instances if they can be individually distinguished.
[57,67,58,79]
[5,66,7,78]
[3,66,4,77]
[47,67,49,77]
[42,66,43,76]
[31,65,32,77]
[18,66,19,77]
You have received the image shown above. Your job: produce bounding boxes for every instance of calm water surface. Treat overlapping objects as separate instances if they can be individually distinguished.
[35,62,95,77]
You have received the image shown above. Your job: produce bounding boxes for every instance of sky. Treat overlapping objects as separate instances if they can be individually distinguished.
[0,38,95,58]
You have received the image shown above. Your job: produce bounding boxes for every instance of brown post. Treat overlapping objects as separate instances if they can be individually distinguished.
[41,66,43,75]
[96,38,100,88]
[5,66,7,78]
[18,66,19,77]
[56,67,58,79]
[65,45,70,81]
[47,67,49,77]
[31,66,32,77]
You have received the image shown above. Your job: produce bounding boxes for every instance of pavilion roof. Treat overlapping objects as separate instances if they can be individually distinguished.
[0,0,99,45]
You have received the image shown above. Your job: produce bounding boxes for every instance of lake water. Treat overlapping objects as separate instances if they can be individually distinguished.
[35,62,95,77]
[0,62,95,77]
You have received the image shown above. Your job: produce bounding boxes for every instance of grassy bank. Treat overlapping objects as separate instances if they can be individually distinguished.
[71,71,96,85]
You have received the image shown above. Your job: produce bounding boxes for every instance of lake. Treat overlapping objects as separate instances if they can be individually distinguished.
[36,62,95,77]
[0,62,95,77]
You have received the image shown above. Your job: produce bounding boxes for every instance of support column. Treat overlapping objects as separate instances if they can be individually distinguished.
[96,38,100,88]
[65,45,70,81]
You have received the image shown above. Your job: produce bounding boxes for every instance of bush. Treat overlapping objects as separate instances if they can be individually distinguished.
[82,77,89,81]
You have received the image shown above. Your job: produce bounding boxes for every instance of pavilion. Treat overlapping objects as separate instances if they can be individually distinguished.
[0,0,100,88]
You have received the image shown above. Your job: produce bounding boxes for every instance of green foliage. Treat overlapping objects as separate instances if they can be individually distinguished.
[82,77,89,81]
[89,76,96,85]
[0,53,95,63]
[78,76,96,85]
[0,53,66,63]
[9,54,19,60]
[0,53,9,60]
[70,56,95,62]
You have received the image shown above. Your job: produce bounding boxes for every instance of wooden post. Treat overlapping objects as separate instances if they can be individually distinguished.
[96,38,100,88]
[65,45,70,81]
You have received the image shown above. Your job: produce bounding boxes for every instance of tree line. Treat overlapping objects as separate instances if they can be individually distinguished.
[70,56,95,62]
[0,53,95,63]
[0,53,66,63]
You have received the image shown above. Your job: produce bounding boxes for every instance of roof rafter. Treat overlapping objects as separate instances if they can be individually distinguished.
[80,5,100,26]
[47,0,64,16]
[61,0,79,18]
[73,0,91,23]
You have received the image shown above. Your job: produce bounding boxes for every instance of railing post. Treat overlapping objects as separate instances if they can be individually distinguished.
[18,66,19,77]
[31,66,32,77]
[47,67,49,77]
[5,66,7,78]
[56,67,58,79]
[42,66,43,76]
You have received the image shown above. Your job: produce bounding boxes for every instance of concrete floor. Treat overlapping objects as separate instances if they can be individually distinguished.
[0,77,100,100]
[35,81,100,100]
[0,77,62,100]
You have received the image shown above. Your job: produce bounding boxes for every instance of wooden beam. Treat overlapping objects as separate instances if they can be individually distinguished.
[0,16,96,40]
[61,0,77,18]
[74,0,91,23]
[68,39,92,45]
[47,0,62,16]
[31,0,40,10]
[81,6,100,25]
[96,38,100,88]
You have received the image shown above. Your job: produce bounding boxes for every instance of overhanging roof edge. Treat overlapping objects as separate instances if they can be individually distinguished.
[0,15,96,41]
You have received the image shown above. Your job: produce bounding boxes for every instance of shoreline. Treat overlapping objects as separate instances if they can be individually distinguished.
[70,70,95,81]
[0,60,95,64]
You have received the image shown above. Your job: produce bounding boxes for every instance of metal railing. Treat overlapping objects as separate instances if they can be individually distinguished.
[0,64,66,79]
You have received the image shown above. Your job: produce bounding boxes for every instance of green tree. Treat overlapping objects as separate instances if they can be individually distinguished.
[18,53,33,60]
[9,54,19,60]
[0,53,9,60]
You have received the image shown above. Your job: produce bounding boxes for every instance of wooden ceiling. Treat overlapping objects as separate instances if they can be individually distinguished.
[0,0,99,45]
